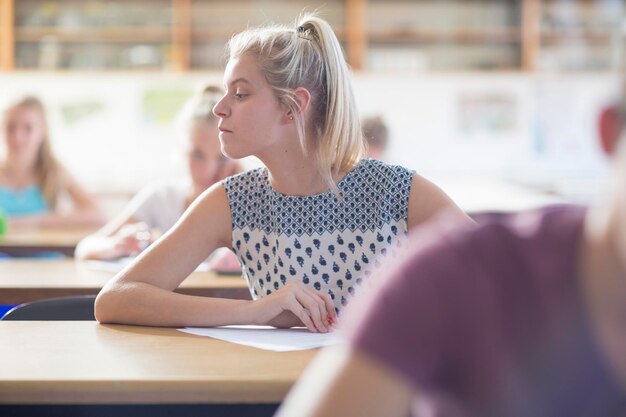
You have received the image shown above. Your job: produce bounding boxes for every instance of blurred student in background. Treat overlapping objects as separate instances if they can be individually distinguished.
[0,96,103,230]
[76,85,241,261]
[362,115,389,160]
[276,88,626,417]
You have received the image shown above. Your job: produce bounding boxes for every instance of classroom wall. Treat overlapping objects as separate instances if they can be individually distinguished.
[0,71,619,213]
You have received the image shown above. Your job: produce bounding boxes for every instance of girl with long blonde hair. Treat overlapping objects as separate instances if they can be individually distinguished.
[0,96,103,230]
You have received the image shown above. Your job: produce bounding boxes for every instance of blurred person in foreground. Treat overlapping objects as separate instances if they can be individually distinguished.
[276,90,626,416]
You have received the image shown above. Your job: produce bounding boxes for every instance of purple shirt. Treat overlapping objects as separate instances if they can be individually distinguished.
[346,205,624,417]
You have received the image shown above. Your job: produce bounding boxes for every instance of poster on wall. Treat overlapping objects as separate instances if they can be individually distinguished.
[456,93,518,139]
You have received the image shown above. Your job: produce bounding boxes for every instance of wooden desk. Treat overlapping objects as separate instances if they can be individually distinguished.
[0,229,93,256]
[0,322,316,405]
[0,259,250,304]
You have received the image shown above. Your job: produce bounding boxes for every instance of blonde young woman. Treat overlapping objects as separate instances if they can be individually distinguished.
[76,86,241,260]
[0,96,103,230]
[95,14,470,332]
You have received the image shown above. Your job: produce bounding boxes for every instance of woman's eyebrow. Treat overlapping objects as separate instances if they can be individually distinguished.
[226,78,253,88]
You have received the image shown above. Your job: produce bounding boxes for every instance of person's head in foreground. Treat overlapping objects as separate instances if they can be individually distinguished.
[275,86,626,416]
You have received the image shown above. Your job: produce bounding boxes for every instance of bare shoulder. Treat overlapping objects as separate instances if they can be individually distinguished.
[177,181,233,248]
[191,181,230,213]
[407,172,470,229]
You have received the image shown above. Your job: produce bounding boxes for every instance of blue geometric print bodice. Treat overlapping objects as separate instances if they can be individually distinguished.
[223,158,413,314]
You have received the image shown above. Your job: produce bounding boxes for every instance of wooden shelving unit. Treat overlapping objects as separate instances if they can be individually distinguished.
[0,0,622,73]
[15,27,172,42]
[0,0,15,70]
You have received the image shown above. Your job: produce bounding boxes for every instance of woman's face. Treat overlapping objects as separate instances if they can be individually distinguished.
[3,105,46,162]
[212,53,288,160]
[187,120,225,190]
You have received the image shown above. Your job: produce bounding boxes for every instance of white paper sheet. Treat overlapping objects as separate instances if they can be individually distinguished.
[85,257,210,273]
[178,325,343,352]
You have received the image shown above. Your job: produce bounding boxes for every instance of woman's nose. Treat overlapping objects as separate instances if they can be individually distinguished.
[213,96,228,118]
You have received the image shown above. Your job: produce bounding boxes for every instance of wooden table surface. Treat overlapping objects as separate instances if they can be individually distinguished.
[0,321,317,404]
[0,229,94,256]
[0,259,250,304]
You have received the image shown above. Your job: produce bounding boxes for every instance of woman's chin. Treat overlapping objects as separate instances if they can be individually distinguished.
[222,149,248,160]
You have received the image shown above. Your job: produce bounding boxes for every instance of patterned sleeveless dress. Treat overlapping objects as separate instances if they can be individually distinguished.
[223,158,413,314]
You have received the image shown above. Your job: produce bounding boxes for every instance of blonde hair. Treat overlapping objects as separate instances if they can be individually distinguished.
[178,84,224,131]
[3,96,62,209]
[227,13,363,195]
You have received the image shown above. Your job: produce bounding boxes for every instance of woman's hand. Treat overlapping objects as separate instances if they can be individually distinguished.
[108,222,154,258]
[252,281,337,333]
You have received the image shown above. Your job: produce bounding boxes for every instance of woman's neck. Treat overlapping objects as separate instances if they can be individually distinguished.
[252,135,322,196]
[2,157,36,187]
[260,144,339,196]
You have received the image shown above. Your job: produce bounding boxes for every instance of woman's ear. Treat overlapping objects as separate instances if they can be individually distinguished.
[599,105,623,156]
[287,87,312,122]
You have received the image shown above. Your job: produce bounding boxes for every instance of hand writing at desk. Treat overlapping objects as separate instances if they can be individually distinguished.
[75,222,155,260]
[109,223,155,258]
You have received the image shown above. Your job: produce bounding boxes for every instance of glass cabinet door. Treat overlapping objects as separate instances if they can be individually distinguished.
[365,0,522,72]
[190,0,345,69]
[14,0,173,70]
[538,0,624,72]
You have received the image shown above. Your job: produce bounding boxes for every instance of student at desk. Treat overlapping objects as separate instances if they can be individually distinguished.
[76,85,241,261]
[275,90,626,416]
[0,96,104,230]
[95,13,470,333]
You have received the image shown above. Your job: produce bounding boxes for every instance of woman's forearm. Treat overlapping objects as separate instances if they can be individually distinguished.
[95,281,254,327]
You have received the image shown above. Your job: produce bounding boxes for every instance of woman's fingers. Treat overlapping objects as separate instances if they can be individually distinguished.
[114,234,149,257]
[287,297,318,333]
[294,290,328,333]
[260,281,336,333]
[315,290,337,325]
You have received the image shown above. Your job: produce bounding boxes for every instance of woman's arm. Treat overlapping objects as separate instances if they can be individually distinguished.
[407,173,473,230]
[74,219,151,260]
[75,185,162,260]
[276,344,413,417]
[94,183,241,326]
[94,182,336,331]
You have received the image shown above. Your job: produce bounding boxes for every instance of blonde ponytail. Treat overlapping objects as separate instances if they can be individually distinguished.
[227,13,363,196]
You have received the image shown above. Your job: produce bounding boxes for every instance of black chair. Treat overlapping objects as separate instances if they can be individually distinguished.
[1,295,96,321]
